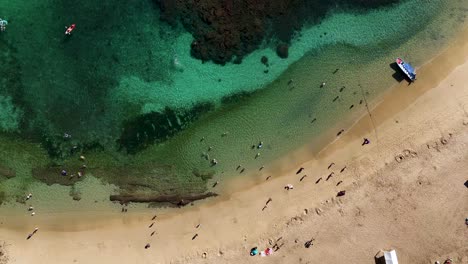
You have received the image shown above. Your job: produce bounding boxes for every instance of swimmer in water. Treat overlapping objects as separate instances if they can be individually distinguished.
[0,18,8,32]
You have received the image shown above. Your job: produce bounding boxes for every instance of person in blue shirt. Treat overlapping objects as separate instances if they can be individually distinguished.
[250,247,258,256]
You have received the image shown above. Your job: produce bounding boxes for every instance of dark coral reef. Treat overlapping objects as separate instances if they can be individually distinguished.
[155,0,399,64]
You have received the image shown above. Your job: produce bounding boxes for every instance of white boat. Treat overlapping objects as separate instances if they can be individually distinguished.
[396,57,416,81]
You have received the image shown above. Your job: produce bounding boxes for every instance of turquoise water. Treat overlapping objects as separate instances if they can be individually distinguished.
[0,0,467,210]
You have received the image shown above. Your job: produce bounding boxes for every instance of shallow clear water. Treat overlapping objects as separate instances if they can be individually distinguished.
[0,0,467,211]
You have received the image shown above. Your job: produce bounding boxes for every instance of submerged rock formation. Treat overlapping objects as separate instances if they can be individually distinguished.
[118,102,214,154]
[110,192,218,206]
[276,43,289,59]
[155,0,400,64]
[0,165,15,179]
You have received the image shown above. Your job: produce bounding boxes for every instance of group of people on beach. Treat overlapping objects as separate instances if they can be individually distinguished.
[248,130,375,256]
[24,193,39,239]
[144,214,158,249]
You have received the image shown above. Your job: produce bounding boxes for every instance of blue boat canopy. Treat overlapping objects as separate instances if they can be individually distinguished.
[404,63,415,74]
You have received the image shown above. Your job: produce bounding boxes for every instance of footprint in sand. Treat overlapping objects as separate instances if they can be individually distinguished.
[395,149,417,162]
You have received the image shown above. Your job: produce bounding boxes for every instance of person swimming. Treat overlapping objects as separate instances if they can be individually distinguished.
[0,18,8,32]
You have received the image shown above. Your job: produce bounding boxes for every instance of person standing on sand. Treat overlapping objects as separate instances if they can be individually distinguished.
[337,129,344,136]
[362,138,370,145]
[250,247,259,256]
[304,238,314,248]
[27,228,39,240]
[296,167,304,174]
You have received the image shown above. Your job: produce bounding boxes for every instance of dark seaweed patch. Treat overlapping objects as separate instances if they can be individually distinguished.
[157,0,400,64]
[0,190,5,205]
[41,135,104,160]
[118,102,214,154]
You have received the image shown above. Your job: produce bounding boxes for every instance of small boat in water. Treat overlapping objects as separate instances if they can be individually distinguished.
[396,57,416,81]
[65,24,76,35]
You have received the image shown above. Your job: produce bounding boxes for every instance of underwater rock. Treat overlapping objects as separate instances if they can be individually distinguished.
[109,192,218,205]
[118,103,214,154]
[192,169,215,181]
[156,0,400,64]
[276,43,289,59]
[0,165,16,179]
[32,165,85,186]
[0,191,6,205]
[69,186,82,201]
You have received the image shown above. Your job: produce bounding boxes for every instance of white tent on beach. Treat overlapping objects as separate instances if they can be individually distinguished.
[383,250,399,264]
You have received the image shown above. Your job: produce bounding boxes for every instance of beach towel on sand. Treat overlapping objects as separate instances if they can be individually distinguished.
[260,248,273,257]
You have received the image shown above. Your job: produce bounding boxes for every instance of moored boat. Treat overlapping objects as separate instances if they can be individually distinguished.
[396,57,416,81]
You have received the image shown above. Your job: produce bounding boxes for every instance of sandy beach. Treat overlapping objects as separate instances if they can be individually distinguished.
[1,25,468,264]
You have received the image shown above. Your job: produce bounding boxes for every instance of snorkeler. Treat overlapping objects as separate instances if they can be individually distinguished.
[0,18,8,32]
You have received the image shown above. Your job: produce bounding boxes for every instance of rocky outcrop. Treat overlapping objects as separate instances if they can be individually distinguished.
[155,0,400,64]
[109,192,218,206]
[276,44,289,59]
[118,103,214,154]
[0,165,15,179]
